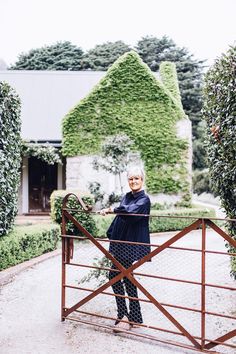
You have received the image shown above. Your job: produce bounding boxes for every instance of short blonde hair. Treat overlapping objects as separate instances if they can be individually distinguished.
[127,166,144,180]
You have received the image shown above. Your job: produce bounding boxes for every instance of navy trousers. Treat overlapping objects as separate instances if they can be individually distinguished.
[109,258,143,324]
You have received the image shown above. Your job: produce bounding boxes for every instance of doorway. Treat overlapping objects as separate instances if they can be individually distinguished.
[28,157,58,213]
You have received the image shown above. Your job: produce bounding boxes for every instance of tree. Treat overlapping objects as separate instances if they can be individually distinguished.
[136,36,204,133]
[10,41,84,70]
[81,41,131,70]
[93,134,134,193]
[202,45,236,277]
[0,82,21,236]
[135,36,206,168]
[192,121,207,170]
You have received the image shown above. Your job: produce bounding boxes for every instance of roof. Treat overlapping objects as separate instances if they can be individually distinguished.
[0,70,106,140]
[0,65,180,141]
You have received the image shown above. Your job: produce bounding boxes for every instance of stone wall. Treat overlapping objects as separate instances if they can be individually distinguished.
[66,116,192,205]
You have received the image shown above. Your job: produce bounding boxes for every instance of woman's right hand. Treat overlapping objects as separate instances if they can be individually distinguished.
[99,207,113,216]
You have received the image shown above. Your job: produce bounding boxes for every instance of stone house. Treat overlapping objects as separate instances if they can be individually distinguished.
[0,52,191,214]
[62,51,192,205]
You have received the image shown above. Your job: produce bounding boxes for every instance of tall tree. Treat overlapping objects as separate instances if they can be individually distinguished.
[136,36,204,140]
[81,41,131,70]
[202,45,236,277]
[10,41,84,70]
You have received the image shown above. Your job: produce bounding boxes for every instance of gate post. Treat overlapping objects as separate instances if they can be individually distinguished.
[201,218,206,349]
[61,211,66,321]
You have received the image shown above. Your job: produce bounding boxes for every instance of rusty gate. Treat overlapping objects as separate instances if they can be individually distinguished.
[61,193,236,353]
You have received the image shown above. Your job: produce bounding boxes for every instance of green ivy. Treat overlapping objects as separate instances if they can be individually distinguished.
[159,61,182,103]
[0,82,21,236]
[62,51,190,195]
[21,141,61,165]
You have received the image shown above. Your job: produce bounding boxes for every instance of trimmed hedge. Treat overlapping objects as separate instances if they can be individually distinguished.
[149,207,216,233]
[202,45,236,278]
[0,82,21,236]
[50,190,97,236]
[0,224,60,270]
[92,206,216,237]
[62,51,190,196]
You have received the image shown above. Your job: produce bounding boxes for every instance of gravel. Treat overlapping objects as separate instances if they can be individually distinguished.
[0,229,235,354]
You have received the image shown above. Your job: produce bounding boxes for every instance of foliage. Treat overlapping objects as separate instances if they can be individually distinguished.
[81,41,131,70]
[88,182,122,209]
[10,41,84,70]
[50,190,97,236]
[93,134,134,193]
[136,36,206,170]
[79,255,112,286]
[0,224,60,270]
[136,36,204,135]
[21,141,61,165]
[159,61,182,103]
[88,182,105,204]
[202,45,236,277]
[62,51,190,196]
[193,169,215,195]
[0,82,21,236]
[192,121,207,170]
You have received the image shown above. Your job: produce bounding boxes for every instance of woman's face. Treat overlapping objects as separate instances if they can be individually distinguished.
[128,175,143,193]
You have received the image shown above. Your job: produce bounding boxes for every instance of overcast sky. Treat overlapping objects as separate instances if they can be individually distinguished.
[1,0,235,67]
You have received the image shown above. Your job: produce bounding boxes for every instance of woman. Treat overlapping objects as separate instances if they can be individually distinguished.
[100,166,150,331]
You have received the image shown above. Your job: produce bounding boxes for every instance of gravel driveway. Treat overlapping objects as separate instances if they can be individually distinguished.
[0,229,235,354]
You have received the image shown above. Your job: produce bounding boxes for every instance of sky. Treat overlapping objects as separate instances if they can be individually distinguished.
[0,0,235,68]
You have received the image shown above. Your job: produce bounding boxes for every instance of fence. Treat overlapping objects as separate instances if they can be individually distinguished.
[61,193,236,353]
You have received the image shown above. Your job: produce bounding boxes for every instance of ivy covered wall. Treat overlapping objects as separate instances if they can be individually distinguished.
[62,51,190,195]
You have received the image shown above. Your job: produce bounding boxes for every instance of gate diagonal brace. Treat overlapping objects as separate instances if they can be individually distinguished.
[62,210,202,349]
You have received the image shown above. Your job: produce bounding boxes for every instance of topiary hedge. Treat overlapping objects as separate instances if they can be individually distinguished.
[50,190,97,236]
[62,51,190,195]
[0,224,60,270]
[0,82,21,236]
[202,45,236,278]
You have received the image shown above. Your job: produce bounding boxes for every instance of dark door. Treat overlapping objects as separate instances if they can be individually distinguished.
[28,157,57,213]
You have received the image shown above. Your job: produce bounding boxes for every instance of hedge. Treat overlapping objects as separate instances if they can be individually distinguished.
[50,190,97,236]
[0,82,21,236]
[202,45,236,278]
[0,224,60,270]
[62,51,190,196]
[92,206,216,237]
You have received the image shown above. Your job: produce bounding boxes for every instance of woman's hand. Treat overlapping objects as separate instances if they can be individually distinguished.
[99,207,113,216]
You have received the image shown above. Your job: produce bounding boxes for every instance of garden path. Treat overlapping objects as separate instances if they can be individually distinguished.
[0,229,235,354]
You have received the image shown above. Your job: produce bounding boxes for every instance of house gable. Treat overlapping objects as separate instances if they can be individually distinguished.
[62,51,190,195]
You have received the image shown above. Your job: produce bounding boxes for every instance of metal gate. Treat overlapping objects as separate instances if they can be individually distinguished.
[61,193,236,353]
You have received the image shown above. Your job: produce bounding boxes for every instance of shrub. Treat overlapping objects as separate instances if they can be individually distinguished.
[149,207,216,233]
[193,169,215,195]
[0,224,60,270]
[50,190,97,236]
[202,45,236,278]
[0,82,21,236]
